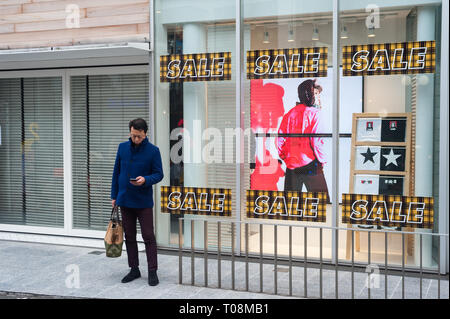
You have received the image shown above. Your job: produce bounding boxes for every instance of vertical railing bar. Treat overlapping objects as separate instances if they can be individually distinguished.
[204,220,208,287]
[420,233,423,299]
[260,223,263,293]
[218,221,221,289]
[191,219,195,286]
[352,229,354,300]
[320,227,323,299]
[245,222,249,291]
[368,231,371,299]
[402,232,405,299]
[179,218,182,285]
[304,227,307,298]
[289,226,292,297]
[274,225,277,295]
[385,231,388,300]
[231,222,235,291]
[437,234,441,299]
[335,226,339,299]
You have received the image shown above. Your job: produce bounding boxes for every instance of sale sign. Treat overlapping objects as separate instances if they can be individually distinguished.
[246,190,327,222]
[160,186,232,217]
[160,52,231,82]
[246,47,328,79]
[342,193,434,229]
[342,41,435,76]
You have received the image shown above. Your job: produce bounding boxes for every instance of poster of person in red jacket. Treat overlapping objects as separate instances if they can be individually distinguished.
[250,78,329,195]
[276,79,329,201]
[250,72,363,203]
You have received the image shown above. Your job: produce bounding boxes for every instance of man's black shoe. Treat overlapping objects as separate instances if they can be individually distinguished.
[121,267,141,283]
[148,270,159,286]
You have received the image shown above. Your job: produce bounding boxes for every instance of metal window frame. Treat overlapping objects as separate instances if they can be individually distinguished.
[332,0,340,266]
[235,0,245,256]
[0,69,69,236]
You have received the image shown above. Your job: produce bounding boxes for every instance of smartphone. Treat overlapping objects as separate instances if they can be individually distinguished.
[130,178,138,182]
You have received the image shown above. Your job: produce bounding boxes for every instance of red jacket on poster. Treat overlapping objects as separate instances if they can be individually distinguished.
[276,103,326,169]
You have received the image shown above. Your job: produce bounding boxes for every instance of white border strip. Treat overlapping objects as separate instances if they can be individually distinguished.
[439,0,449,274]
[63,70,73,232]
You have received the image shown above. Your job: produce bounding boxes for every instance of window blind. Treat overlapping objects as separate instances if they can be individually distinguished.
[205,25,237,251]
[71,73,149,230]
[0,77,64,227]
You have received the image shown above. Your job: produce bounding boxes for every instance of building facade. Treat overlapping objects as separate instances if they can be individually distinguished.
[0,0,448,274]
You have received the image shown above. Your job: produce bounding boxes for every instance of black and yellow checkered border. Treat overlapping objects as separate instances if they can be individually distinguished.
[342,41,435,76]
[246,47,328,79]
[246,190,327,222]
[160,52,232,82]
[160,186,232,217]
[341,193,434,229]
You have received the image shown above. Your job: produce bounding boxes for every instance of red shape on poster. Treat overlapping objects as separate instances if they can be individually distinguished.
[250,80,285,130]
[251,149,284,191]
[250,80,285,191]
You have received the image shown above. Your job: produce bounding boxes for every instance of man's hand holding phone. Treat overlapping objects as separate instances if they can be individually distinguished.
[130,176,145,186]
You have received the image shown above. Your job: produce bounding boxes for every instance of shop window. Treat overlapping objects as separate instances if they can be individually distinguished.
[338,1,442,270]
[0,77,64,227]
[243,1,335,260]
[154,0,237,249]
[71,73,149,230]
[154,0,444,270]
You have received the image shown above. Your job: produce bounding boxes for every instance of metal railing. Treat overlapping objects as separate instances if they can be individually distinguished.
[177,217,448,299]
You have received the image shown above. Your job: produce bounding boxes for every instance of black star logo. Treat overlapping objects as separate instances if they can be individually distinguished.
[360,147,377,164]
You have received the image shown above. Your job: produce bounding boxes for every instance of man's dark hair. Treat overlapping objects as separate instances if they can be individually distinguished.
[129,118,148,133]
[297,79,316,107]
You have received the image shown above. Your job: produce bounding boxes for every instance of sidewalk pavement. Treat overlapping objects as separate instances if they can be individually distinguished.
[0,240,294,299]
[0,240,447,299]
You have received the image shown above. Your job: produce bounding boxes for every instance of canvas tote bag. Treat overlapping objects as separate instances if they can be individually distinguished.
[104,205,124,258]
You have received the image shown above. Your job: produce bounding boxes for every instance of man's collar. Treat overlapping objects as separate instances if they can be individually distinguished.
[129,137,149,148]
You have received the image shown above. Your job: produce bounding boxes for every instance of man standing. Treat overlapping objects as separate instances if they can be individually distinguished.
[111,118,164,286]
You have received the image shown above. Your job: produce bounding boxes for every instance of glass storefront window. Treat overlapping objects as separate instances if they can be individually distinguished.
[153,0,445,272]
[338,0,442,271]
[243,0,334,261]
[154,0,236,250]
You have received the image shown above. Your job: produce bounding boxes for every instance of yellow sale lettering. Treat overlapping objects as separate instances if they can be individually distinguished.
[350,200,425,225]
[167,57,225,79]
[254,194,319,218]
[246,190,326,221]
[254,53,321,76]
[351,47,427,72]
[168,191,225,213]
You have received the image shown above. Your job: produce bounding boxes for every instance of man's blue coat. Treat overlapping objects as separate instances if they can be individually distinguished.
[111,137,164,208]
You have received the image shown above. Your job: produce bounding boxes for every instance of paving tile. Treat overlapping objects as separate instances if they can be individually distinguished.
[425,278,449,299]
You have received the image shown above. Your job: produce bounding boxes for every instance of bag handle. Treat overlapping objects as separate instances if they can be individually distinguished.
[110,205,121,222]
